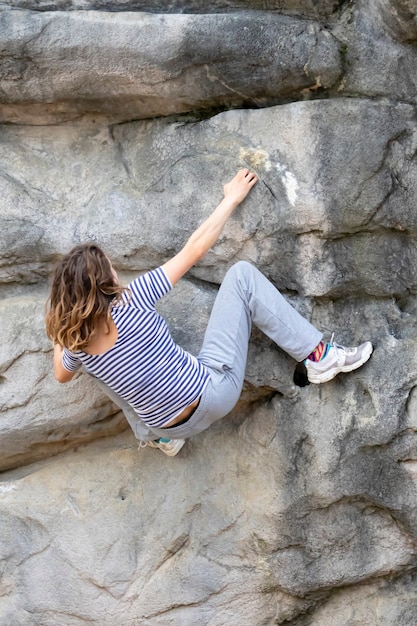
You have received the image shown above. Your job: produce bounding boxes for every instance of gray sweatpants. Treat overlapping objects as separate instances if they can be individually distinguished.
[93,261,322,442]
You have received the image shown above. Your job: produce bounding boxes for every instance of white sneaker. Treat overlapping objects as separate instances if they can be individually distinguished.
[146,438,185,456]
[305,335,373,384]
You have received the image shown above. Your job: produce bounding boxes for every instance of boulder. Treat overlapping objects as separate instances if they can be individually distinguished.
[1,344,417,625]
[0,99,415,298]
[368,0,417,44]
[1,1,417,624]
[333,1,417,102]
[0,0,346,19]
[0,10,341,124]
[0,276,300,471]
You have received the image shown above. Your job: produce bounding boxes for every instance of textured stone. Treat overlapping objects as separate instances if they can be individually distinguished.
[0,276,300,471]
[333,0,417,103]
[1,1,417,624]
[0,0,346,18]
[1,349,417,625]
[296,574,417,625]
[0,99,415,297]
[368,0,417,43]
[0,293,127,471]
[0,10,341,124]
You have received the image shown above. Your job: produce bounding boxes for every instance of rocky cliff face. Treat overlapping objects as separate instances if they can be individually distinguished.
[1,1,417,625]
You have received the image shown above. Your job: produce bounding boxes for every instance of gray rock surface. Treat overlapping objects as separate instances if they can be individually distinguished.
[0,0,346,17]
[368,0,417,43]
[1,0,417,624]
[0,10,341,124]
[1,99,415,297]
[334,0,417,103]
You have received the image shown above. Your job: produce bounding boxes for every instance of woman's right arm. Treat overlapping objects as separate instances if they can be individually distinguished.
[162,168,257,286]
[53,344,76,383]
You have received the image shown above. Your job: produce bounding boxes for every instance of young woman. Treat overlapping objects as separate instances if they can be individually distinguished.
[46,169,373,456]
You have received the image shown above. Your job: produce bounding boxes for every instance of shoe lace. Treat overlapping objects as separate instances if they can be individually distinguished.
[330,332,356,358]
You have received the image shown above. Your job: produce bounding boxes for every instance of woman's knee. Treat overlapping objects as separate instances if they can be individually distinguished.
[225,260,255,281]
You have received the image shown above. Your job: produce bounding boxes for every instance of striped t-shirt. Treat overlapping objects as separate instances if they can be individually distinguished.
[62,267,210,428]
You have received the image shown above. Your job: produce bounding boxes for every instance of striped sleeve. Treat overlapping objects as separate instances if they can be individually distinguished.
[62,349,82,372]
[128,267,172,309]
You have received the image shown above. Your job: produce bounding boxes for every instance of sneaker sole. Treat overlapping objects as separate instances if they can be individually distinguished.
[307,342,373,384]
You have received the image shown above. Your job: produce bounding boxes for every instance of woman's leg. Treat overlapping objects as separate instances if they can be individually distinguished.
[155,261,371,440]
[198,261,322,398]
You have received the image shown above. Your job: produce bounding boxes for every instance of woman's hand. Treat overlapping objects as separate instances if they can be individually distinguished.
[223,168,258,206]
[162,168,258,285]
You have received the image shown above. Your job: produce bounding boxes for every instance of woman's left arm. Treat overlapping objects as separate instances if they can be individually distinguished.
[53,344,76,383]
[162,168,257,286]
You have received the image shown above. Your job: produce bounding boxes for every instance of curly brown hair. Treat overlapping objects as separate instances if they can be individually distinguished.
[46,243,125,352]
